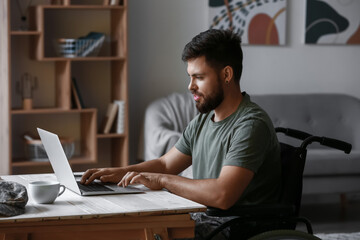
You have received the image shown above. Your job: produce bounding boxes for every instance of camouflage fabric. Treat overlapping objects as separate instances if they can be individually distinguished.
[189,212,236,240]
[0,181,28,217]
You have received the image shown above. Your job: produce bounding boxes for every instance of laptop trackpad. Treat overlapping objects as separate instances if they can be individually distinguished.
[106,184,142,193]
[74,174,143,193]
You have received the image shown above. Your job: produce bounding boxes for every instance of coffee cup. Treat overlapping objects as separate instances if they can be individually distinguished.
[28,181,65,204]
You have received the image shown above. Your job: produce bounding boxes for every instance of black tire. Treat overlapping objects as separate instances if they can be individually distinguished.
[248,230,322,240]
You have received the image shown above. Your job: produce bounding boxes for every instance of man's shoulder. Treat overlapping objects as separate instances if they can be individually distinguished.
[236,98,270,123]
[233,98,275,135]
[188,111,212,127]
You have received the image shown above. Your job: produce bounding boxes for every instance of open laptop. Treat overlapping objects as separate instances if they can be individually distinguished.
[37,128,143,196]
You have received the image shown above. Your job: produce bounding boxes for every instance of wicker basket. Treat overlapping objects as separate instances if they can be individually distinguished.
[25,138,75,162]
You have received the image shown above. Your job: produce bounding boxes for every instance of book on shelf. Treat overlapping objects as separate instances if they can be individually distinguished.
[114,100,125,134]
[71,77,85,109]
[100,103,118,134]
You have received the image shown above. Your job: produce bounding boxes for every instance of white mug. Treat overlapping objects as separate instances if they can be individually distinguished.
[28,181,66,204]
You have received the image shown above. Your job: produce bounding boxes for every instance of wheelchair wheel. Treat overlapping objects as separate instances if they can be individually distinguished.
[248,229,321,240]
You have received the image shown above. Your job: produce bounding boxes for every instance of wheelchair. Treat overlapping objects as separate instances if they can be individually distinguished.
[205,127,352,240]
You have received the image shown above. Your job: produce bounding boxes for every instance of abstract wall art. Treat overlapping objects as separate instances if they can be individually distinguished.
[305,0,360,45]
[208,0,287,45]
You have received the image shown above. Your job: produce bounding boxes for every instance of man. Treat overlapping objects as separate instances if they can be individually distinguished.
[81,29,281,238]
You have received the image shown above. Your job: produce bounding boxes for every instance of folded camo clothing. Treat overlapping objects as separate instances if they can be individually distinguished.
[0,181,28,217]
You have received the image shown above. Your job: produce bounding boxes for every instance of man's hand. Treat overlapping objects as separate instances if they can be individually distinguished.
[119,172,164,190]
[80,147,190,186]
[81,167,127,185]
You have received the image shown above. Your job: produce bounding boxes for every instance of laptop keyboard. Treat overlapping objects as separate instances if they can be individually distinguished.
[77,182,114,192]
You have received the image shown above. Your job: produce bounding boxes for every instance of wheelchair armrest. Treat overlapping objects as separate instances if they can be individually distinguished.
[206,204,296,219]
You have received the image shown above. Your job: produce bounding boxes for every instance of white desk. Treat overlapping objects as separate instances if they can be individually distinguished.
[0,174,206,240]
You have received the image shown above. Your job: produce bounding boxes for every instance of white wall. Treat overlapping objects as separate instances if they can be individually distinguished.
[128,0,208,162]
[241,1,360,96]
[128,0,360,163]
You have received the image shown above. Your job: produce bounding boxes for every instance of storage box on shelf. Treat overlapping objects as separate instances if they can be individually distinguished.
[4,0,128,174]
[55,32,105,58]
[25,136,75,161]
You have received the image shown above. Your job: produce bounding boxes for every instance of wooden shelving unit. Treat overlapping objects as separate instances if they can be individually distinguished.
[3,0,129,174]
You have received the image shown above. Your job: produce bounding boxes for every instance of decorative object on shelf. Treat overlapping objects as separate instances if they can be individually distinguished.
[104,0,123,5]
[208,0,287,45]
[110,0,120,5]
[305,0,360,45]
[55,32,106,57]
[114,100,125,134]
[15,0,33,31]
[23,134,74,162]
[16,73,38,110]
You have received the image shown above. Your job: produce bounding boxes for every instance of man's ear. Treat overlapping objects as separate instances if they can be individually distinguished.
[223,66,234,84]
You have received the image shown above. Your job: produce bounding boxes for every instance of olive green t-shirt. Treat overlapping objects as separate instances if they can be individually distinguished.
[175,93,281,206]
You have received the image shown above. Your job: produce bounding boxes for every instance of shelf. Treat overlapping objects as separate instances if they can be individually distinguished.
[97,133,126,139]
[12,157,96,167]
[10,31,41,36]
[36,56,126,62]
[11,108,97,115]
[38,5,125,10]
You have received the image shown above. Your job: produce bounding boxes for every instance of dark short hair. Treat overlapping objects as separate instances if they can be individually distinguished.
[182,29,243,83]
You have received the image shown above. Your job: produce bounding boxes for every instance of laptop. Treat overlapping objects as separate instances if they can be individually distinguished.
[37,128,143,196]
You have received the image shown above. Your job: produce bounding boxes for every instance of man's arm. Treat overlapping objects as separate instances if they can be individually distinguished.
[122,159,254,210]
[163,166,254,210]
[80,147,192,184]
[83,146,254,210]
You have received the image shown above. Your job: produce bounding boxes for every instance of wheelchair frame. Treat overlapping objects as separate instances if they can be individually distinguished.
[204,127,352,240]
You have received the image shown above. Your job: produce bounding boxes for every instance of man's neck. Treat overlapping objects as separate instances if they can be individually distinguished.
[213,87,243,122]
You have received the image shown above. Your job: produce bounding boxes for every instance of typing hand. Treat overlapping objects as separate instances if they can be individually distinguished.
[81,168,125,185]
[119,172,164,190]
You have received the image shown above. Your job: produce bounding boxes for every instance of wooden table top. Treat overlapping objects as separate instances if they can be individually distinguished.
[0,173,206,223]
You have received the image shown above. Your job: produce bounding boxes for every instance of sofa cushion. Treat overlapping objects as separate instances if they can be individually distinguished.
[303,175,360,194]
[252,94,360,150]
[304,149,360,176]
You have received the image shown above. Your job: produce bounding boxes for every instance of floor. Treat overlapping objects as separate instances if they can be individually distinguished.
[297,198,360,234]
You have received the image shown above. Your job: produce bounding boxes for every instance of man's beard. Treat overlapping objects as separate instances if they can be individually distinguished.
[194,81,224,114]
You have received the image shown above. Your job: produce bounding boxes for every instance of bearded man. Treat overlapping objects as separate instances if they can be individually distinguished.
[81,29,281,239]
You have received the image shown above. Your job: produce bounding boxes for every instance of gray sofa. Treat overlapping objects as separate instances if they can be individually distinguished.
[142,92,360,203]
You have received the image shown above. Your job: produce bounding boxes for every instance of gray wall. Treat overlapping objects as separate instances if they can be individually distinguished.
[128,0,360,163]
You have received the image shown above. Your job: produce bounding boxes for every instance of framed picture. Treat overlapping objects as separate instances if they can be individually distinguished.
[208,0,287,45]
[305,0,360,45]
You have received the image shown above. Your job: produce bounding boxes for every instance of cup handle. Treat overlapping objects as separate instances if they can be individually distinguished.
[58,185,66,197]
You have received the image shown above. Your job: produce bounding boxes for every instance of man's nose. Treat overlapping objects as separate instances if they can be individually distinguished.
[188,79,196,91]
